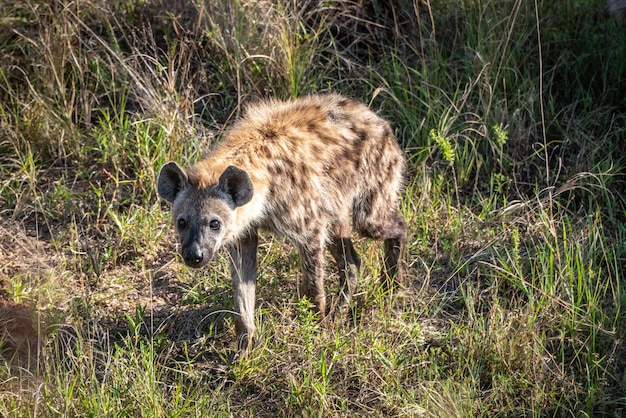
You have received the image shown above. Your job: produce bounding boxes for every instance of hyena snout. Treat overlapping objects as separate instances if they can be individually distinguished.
[181,243,213,268]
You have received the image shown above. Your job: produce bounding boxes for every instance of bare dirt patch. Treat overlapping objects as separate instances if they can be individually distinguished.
[0,215,227,368]
[0,300,40,368]
[0,223,51,367]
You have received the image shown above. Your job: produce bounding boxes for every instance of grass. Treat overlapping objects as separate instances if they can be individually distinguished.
[0,0,625,416]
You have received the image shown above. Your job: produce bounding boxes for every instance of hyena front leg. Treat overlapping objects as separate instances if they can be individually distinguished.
[229,230,258,352]
[328,220,361,313]
[296,231,328,316]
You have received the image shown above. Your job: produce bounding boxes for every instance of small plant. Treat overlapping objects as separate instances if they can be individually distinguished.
[5,275,33,303]
[430,128,455,166]
[296,296,319,356]
[492,124,508,146]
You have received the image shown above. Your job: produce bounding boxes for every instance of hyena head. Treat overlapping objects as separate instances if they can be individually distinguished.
[157,162,253,268]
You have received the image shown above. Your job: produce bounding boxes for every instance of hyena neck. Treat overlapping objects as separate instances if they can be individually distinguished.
[229,185,267,239]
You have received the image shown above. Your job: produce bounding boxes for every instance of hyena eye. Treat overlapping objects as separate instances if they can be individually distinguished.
[177,218,187,230]
[209,219,221,230]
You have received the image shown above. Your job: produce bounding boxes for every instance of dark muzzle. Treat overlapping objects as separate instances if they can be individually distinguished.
[182,243,210,268]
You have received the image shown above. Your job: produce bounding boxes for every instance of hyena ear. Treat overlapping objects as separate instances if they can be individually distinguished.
[218,165,253,207]
[157,162,188,203]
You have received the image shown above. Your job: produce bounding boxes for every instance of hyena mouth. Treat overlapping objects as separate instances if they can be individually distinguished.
[184,258,210,268]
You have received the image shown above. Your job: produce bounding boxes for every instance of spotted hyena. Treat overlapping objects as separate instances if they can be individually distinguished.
[157,93,406,351]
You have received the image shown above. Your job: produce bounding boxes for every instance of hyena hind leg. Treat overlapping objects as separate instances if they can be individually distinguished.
[356,206,406,290]
[381,210,406,289]
[328,221,361,314]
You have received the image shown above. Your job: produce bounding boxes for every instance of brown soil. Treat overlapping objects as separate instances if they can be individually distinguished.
[0,222,49,367]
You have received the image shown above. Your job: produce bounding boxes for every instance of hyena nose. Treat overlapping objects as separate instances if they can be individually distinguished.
[184,250,204,267]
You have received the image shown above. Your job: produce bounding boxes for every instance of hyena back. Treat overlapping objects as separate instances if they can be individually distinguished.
[157,93,406,351]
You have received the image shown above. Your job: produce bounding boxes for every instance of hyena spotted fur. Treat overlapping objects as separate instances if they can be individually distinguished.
[157,93,406,351]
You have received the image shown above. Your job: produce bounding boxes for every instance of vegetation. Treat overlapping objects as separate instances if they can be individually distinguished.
[1,0,624,416]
